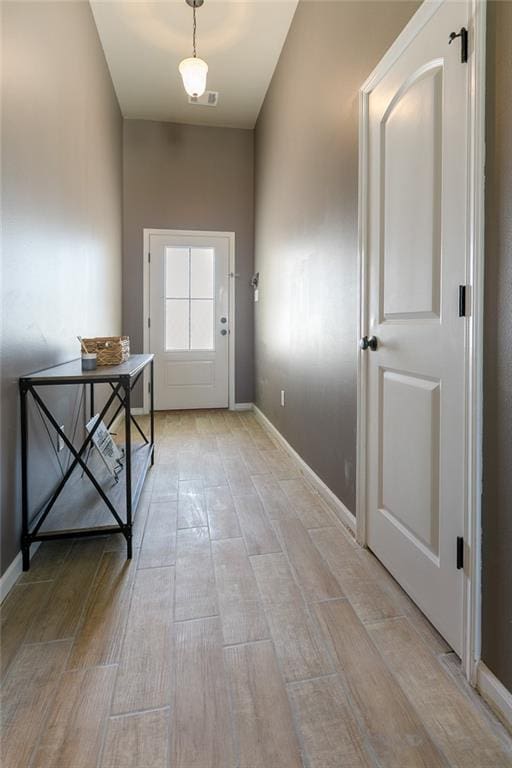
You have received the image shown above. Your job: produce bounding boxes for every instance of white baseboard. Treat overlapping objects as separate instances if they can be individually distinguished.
[0,542,41,604]
[477,661,512,733]
[252,404,356,533]
[130,407,147,416]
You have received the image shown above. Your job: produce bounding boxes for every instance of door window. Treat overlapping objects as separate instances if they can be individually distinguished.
[165,246,215,351]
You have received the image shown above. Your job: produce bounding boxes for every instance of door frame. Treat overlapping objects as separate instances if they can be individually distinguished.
[142,228,236,412]
[355,0,486,684]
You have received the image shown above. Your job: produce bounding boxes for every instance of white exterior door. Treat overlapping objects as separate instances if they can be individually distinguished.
[363,0,471,653]
[149,232,231,410]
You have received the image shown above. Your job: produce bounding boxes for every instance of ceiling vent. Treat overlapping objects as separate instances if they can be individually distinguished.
[188,90,219,107]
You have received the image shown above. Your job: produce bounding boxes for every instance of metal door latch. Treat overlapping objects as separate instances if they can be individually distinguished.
[456,536,464,569]
[449,27,468,63]
[360,335,378,351]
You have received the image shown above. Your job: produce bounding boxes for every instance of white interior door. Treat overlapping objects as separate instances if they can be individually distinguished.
[149,232,230,410]
[364,0,471,654]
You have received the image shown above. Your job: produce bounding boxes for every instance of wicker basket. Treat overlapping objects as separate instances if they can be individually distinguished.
[82,336,130,366]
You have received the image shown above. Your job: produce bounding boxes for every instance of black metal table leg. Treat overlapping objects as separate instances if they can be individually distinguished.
[150,360,155,466]
[123,376,133,559]
[20,382,30,570]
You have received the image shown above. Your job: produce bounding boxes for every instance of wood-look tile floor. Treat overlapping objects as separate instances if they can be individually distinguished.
[2,409,512,768]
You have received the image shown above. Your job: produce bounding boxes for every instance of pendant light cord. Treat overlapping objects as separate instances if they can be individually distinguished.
[193,4,197,57]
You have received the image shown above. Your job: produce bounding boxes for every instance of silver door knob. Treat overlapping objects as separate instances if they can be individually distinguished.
[360,335,378,351]
[220,329,228,336]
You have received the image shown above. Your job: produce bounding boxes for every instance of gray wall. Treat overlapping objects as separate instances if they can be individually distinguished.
[1,1,123,576]
[482,0,512,694]
[122,120,254,404]
[254,0,418,512]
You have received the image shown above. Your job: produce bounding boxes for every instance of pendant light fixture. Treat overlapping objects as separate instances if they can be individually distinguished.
[179,0,208,98]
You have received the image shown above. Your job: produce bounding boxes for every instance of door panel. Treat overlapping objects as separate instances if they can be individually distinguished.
[365,0,470,653]
[149,233,230,410]
[382,65,443,320]
[165,360,214,387]
[380,370,440,557]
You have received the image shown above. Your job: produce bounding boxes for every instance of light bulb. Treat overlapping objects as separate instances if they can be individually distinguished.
[179,57,208,98]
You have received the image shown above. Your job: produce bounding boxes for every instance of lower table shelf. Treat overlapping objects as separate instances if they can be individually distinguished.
[35,442,153,538]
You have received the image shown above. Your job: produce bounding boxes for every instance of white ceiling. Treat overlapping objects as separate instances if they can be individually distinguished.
[90,1,298,129]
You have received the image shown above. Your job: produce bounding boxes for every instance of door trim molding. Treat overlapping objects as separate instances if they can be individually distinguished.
[356,0,486,684]
[142,228,236,412]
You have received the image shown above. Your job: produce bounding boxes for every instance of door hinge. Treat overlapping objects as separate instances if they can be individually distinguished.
[148,252,151,263]
[456,536,464,570]
[458,285,468,317]
[147,317,151,328]
[449,27,468,63]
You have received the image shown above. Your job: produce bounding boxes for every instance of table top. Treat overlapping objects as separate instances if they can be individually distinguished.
[20,354,154,384]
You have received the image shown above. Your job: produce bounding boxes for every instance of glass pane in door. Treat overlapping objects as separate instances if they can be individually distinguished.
[166,299,189,350]
[191,300,214,350]
[191,248,214,298]
[165,247,189,297]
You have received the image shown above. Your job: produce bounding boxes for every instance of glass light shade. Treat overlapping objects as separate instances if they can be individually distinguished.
[179,57,208,97]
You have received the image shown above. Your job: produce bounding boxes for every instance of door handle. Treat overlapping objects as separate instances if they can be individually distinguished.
[220,329,228,336]
[360,335,378,351]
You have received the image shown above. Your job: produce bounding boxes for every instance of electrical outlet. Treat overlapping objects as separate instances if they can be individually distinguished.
[57,426,65,452]
[280,390,285,407]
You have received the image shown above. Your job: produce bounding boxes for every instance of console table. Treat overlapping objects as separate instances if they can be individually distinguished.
[19,354,155,570]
